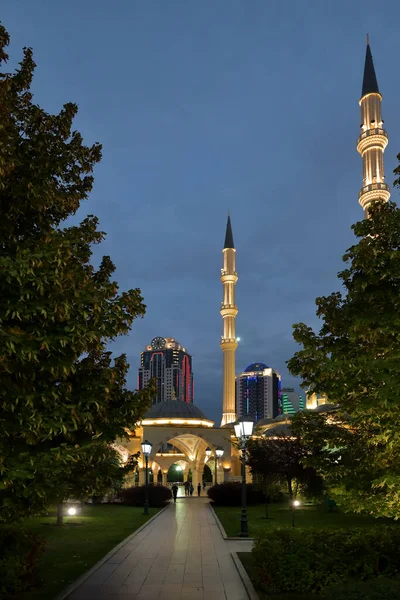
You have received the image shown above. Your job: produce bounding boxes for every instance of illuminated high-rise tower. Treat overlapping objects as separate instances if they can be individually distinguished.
[220,215,238,426]
[357,37,390,216]
[138,337,194,405]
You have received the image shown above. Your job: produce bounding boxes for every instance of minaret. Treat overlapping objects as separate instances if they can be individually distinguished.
[357,36,390,216]
[220,214,238,426]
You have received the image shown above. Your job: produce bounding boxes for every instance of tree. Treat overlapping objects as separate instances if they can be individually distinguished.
[246,436,323,515]
[288,197,400,519]
[0,25,155,523]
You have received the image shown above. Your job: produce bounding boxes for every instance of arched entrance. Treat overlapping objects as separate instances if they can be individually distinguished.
[202,463,213,483]
[167,462,184,483]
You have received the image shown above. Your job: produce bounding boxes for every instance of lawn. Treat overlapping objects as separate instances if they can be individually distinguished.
[213,502,394,537]
[22,503,162,600]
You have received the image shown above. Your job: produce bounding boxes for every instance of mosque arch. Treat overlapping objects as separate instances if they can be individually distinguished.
[167,461,187,483]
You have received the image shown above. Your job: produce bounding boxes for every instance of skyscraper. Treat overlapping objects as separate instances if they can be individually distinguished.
[220,214,239,426]
[236,363,282,423]
[357,37,390,216]
[281,387,305,415]
[138,337,194,405]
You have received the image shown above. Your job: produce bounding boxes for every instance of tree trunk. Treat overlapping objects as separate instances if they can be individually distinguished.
[56,503,63,526]
[287,476,293,500]
[265,480,269,519]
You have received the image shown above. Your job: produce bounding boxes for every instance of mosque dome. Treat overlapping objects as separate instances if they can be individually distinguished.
[244,362,269,372]
[142,400,214,427]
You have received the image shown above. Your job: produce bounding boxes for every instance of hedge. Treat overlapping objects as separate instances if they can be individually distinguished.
[207,482,264,506]
[252,526,400,595]
[118,484,172,507]
[0,525,44,598]
[324,577,400,600]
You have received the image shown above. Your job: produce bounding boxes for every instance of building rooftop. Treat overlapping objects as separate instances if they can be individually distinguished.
[143,400,209,421]
[243,362,269,373]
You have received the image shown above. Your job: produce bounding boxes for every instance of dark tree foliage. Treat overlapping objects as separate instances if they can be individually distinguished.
[288,192,400,518]
[247,436,323,505]
[0,25,154,522]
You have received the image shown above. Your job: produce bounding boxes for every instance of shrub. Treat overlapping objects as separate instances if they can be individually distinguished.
[207,482,264,506]
[324,577,400,600]
[252,527,400,595]
[118,484,172,507]
[0,525,44,597]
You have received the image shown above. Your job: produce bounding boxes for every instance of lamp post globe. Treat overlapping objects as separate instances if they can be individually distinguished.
[141,440,152,515]
[234,416,254,538]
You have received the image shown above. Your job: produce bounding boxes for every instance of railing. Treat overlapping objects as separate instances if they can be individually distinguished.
[359,182,390,198]
[357,127,387,143]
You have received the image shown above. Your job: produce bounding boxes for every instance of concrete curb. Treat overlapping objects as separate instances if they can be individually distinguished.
[54,502,171,600]
[231,552,259,600]
[209,503,254,541]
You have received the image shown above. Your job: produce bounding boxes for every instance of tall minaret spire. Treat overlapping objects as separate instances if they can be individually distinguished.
[357,37,390,216]
[220,214,238,426]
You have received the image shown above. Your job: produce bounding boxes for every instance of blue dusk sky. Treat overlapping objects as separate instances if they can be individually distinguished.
[3,1,400,422]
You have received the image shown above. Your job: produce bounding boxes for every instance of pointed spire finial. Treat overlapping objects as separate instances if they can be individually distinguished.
[224,214,234,249]
[362,37,379,97]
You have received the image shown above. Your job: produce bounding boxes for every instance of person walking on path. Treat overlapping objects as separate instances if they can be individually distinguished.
[184,481,190,496]
[172,484,178,503]
[197,483,201,497]
[189,484,194,496]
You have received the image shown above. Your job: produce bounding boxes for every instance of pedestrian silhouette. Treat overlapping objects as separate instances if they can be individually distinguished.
[172,484,178,503]
[197,483,201,497]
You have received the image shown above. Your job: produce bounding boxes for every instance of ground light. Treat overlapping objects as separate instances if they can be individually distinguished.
[141,440,152,515]
[67,507,77,516]
[234,416,254,537]
[292,499,301,527]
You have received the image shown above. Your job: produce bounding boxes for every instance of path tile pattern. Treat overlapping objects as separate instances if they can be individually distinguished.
[67,498,253,600]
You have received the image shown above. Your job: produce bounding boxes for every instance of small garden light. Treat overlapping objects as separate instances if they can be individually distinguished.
[67,507,77,516]
[292,499,300,527]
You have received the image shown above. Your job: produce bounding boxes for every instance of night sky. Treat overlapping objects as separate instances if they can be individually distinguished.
[3,1,400,422]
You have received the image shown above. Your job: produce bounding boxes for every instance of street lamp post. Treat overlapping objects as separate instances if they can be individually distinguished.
[234,417,254,538]
[206,446,224,484]
[141,440,152,515]
[215,446,224,484]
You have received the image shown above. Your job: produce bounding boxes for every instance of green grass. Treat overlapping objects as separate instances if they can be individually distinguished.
[214,502,394,538]
[22,503,161,600]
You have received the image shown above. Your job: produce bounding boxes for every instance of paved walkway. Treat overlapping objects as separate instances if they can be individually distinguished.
[67,498,253,600]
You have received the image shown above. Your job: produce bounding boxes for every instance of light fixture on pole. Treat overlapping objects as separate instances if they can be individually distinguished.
[292,499,300,528]
[234,416,254,537]
[215,446,224,485]
[141,440,152,515]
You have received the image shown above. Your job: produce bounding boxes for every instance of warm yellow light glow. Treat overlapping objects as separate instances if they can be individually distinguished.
[67,507,77,516]
[141,418,214,427]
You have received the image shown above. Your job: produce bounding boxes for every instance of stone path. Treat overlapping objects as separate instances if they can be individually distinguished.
[66,498,253,600]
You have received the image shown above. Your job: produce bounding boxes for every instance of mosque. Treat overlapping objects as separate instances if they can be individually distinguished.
[119,39,390,486]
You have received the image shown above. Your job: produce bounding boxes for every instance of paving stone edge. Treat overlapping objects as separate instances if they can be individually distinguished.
[54,502,172,600]
[209,502,254,541]
[231,552,259,600]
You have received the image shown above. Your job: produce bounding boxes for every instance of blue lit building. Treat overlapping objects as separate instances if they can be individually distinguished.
[236,362,282,423]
